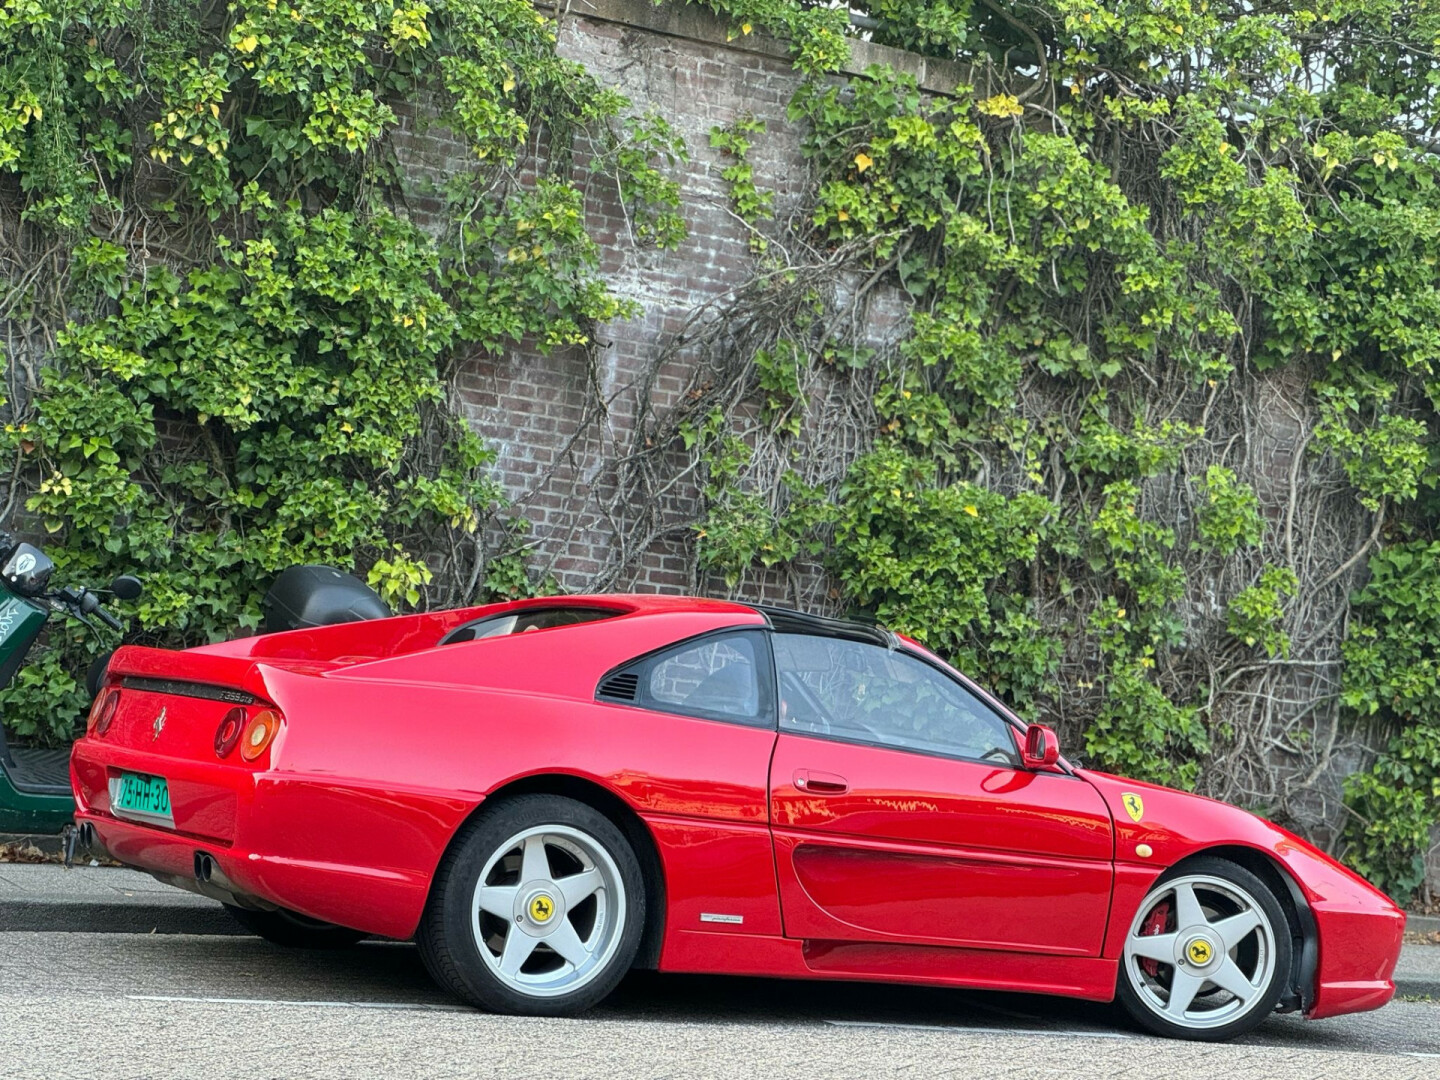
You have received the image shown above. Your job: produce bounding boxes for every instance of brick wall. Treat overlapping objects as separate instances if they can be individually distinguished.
[396,2,936,602]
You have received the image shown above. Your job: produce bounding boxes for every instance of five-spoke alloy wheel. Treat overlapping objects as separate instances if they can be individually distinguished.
[1116,856,1293,1040]
[419,794,646,1015]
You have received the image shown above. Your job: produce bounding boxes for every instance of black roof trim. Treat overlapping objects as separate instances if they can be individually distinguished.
[748,604,894,647]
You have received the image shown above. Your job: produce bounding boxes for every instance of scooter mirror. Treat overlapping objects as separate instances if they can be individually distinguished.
[3,543,54,598]
[110,575,143,601]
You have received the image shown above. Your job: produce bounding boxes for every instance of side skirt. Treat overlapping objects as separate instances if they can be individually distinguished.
[660,930,1118,1003]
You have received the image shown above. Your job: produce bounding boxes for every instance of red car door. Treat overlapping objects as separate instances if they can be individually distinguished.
[767,632,1114,957]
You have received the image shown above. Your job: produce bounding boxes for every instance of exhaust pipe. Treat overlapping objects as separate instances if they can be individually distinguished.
[65,821,112,867]
[146,850,273,911]
[193,851,243,898]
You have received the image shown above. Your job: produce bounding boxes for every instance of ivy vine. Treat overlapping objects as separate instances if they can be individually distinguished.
[0,0,684,737]
[4,0,1440,903]
[667,0,1440,901]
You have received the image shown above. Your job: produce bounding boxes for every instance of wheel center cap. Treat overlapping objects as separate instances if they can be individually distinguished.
[516,884,565,936]
[529,894,556,923]
[1181,934,1217,968]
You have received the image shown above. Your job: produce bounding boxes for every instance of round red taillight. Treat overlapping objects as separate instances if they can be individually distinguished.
[239,709,281,762]
[89,690,120,736]
[214,706,246,759]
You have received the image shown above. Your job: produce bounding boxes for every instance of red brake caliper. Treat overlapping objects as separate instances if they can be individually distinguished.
[1139,901,1172,978]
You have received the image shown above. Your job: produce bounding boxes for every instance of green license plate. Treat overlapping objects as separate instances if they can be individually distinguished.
[110,771,174,828]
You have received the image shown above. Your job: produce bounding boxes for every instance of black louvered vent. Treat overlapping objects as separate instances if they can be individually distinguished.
[597,672,639,702]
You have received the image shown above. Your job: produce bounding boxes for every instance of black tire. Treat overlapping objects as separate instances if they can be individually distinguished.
[225,904,367,948]
[1115,855,1293,1042]
[418,794,646,1016]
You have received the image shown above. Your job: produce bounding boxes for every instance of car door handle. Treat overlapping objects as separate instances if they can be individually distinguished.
[793,769,848,794]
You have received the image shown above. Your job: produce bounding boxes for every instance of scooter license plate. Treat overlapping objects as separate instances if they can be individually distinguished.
[109,771,174,828]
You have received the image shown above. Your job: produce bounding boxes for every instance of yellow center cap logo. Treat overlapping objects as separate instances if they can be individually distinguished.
[1187,939,1213,965]
[529,895,554,923]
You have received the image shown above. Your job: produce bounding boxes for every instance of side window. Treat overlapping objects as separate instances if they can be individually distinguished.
[773,634,1019,765]
[598,631,773,727]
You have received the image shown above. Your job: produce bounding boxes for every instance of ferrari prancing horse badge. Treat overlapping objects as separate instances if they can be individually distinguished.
[1122,792,1145,822]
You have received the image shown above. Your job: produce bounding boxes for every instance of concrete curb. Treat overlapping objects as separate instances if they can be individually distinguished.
[0,900,242,935]
[1407,912,1440,935]
[0,832,66,855]
[1394,975,1440,999]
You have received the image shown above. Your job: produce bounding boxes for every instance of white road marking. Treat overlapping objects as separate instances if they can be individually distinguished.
[127,994,468,1013]
[824,1019,1132,1039]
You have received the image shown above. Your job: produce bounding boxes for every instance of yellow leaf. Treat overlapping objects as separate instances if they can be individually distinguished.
[854,151,874,172]
[340,422,354,433]
[836,209,850,221]
[963,505,979,517]
[1116,608,1127,619]
[1373,151,1386,167]
[977,93,1023,118]
[503,76,516,92]
[211,103,220,119]
[237,34,259,53]
[741,22,752,34]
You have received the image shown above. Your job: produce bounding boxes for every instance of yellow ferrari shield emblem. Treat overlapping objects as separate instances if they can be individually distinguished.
[1121,792,1145,823]
[1187,940,1213,965]
[529,895,555,923]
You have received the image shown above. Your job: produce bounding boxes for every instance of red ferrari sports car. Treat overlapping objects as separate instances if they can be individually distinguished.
[71,589,1405,1041]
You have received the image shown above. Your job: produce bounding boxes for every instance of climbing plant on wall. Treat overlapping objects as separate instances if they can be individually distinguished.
[4,0,1440,900]
[661,0,1440,900]
[0,0,686,739]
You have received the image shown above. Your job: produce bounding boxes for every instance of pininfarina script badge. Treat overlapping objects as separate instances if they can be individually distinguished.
[152,707,167,741]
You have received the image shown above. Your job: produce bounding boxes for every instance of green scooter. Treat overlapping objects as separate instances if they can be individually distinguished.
[0,531,139,835]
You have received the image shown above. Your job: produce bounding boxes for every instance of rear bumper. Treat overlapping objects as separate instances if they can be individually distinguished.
[74,808,431,939]
[72,737,478,940]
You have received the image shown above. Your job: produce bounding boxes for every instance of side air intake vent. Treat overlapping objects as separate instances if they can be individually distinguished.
[597,672,640,702]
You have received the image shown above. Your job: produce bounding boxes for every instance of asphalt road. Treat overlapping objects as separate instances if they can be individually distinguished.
[0,931,1436,1079]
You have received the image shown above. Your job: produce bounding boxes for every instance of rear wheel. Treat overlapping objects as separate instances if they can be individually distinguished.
[418,794,645,1015]
[1116,856,1292,1041]
[224,905,367,948]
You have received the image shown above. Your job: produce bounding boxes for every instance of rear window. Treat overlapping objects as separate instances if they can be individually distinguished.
[439,606,622,645]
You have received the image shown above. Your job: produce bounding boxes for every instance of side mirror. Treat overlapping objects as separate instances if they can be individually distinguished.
[1022,723,1061,770]
[110,575,143,601]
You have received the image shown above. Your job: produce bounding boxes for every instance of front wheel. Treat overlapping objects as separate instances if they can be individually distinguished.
[1116,856,1293,1041]
[417,794,645,1015]
[225,904,367,948]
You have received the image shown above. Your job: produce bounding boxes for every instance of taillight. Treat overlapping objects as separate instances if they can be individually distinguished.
[239,708,281,762]
[214,706,246,758]
[88,689,120,736]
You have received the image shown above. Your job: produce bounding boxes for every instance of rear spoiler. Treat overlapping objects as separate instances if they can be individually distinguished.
[104,645,280,703]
